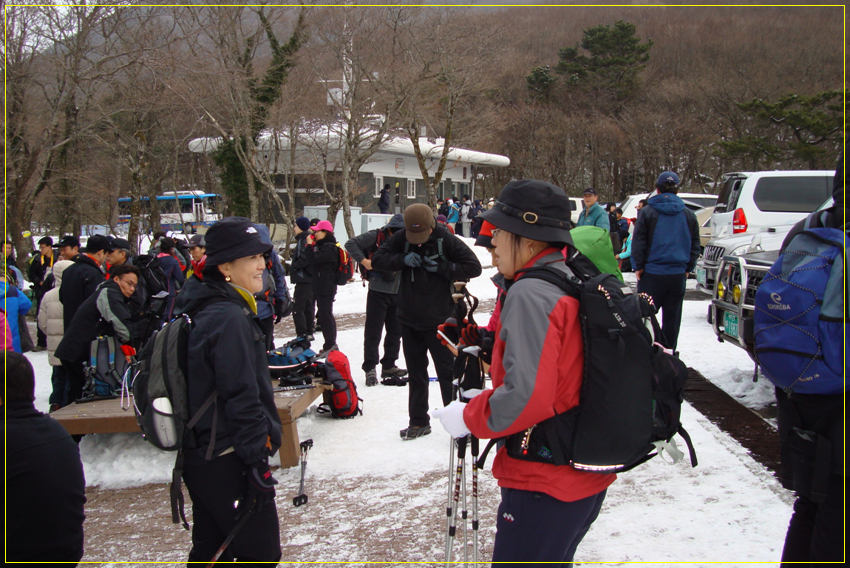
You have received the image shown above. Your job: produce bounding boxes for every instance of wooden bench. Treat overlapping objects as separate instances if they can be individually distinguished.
[51,382,329,468]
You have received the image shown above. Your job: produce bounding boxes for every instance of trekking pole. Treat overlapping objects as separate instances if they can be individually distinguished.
[293,439,313,507]
[471,435,480,567]
[207,496,256,567]
[444,435,456,559]
[461,454,469,563]
[445,435,468,564]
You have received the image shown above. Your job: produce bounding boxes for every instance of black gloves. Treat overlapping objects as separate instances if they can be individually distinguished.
[274,295,292,324]
[404,253,422,268]
[247,461,278,512]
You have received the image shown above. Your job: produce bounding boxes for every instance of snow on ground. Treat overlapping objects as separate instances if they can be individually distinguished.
[23,236,794,565]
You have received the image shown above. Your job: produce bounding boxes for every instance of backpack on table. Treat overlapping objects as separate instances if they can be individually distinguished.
[316,349,363,418]
[79,335,129,400]
[479,249,697,473]
[753,213,848,395]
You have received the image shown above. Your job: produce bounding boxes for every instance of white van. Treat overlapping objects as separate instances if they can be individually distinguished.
[620,192,717,220]
[711,170,834,238]
[567,197,582,225]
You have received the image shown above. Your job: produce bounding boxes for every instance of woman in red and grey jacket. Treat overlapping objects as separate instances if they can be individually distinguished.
[433,180,615,566]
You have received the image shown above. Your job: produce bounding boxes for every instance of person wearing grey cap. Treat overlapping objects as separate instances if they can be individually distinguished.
[175,216,283,564]
[371,203,482,440]
[345,214,408,386]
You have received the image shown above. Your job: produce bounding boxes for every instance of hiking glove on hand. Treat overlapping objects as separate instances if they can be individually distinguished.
[247,461,278,512]
[431,400,470,439]
[460,324,480,347]
[437,318,462,346]
[274,296,292,323]
[403,253,422,268]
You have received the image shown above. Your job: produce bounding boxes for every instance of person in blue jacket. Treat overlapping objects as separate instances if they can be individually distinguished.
[253,223,292,350]
[576,188,610,231]
[631,171,701,351]
[1,260,33,353]
[446,198,460,227]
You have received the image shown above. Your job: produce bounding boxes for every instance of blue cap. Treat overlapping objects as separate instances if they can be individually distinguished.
[656,171,680,189]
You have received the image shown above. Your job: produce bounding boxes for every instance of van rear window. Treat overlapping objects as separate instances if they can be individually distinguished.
[753,176,833,212]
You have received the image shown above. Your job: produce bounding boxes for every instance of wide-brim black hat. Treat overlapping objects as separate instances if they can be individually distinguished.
[480,180,572,245]
[205,216,272,266]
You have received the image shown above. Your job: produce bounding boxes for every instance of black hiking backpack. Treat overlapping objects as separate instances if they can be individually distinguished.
[132,297,226,529]
[479,250,697,474]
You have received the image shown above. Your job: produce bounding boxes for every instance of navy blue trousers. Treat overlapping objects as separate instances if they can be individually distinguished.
[636,271,687,351]
[491,487,606,566]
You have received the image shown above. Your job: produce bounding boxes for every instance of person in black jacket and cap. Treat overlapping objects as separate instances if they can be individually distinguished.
[60,233,110,330]
[177,216,282,564]
[345,213,407,386]
[371,203,482,440]
[290,216,316,340]
[4,352,86,563]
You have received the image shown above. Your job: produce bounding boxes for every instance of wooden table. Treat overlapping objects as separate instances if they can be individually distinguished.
[51,382,329,468]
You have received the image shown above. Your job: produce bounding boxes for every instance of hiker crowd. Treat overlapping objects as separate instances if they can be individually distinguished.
[5,156,843,566]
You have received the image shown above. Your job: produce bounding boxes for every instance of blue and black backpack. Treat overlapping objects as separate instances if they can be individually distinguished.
[753,211,848,395]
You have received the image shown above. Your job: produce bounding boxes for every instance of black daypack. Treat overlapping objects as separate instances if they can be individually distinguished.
[479,253,697,474]
[134,255,169,314]
[132,297,226,529]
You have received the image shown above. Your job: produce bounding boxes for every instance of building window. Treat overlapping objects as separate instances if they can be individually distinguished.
[374,177,383,198]
[407,179,416,199]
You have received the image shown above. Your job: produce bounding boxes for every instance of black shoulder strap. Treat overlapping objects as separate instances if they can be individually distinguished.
[514,265,582,298]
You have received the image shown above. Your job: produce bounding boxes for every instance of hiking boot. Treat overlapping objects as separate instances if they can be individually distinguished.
[399,425,431,440]
[365,369,378,387]
[381,376,408,387]
[381,366,407,378]
[305,334,315,342]
[33,345,46,352]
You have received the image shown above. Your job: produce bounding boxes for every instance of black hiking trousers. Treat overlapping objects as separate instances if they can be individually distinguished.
[183,452,281,565]
[315,292,337,351]
[636,271,687,351]
[362,289,402,373]
[292,282,315,337]
[400,323,454,427]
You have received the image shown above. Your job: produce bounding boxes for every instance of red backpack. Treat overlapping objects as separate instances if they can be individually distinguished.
[334,244,355,286]
[317,350,362,418]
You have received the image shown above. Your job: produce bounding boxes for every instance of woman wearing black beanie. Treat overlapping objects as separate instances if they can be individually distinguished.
[176,216,283,564]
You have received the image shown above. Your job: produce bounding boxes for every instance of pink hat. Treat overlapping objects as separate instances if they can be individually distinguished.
[310,219,334,233]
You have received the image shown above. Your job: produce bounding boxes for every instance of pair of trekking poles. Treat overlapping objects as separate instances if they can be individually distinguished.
[443,282,486,566]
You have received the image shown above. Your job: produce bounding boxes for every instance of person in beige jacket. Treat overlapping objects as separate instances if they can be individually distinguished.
[37,259,74,411]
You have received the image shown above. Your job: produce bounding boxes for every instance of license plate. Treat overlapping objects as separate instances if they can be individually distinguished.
[723,311,739,338]
[696,267,706,286]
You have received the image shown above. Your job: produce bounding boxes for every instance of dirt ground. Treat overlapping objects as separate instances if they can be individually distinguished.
[80,467,500,566]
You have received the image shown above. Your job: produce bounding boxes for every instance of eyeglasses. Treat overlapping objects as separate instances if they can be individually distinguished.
[491,228,502,240]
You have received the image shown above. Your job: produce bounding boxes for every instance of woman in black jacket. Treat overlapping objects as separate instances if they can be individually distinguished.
[307,219,340,352]
[178,216,283,564]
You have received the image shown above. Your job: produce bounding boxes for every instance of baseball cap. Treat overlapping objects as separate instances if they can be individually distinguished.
[57,235,81,249]
[310,220,334,233]
[656,171,680,190]
[403,203,436,245]
[108,237,132,251]
[83,234,111,253]
[582,188,597,196]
